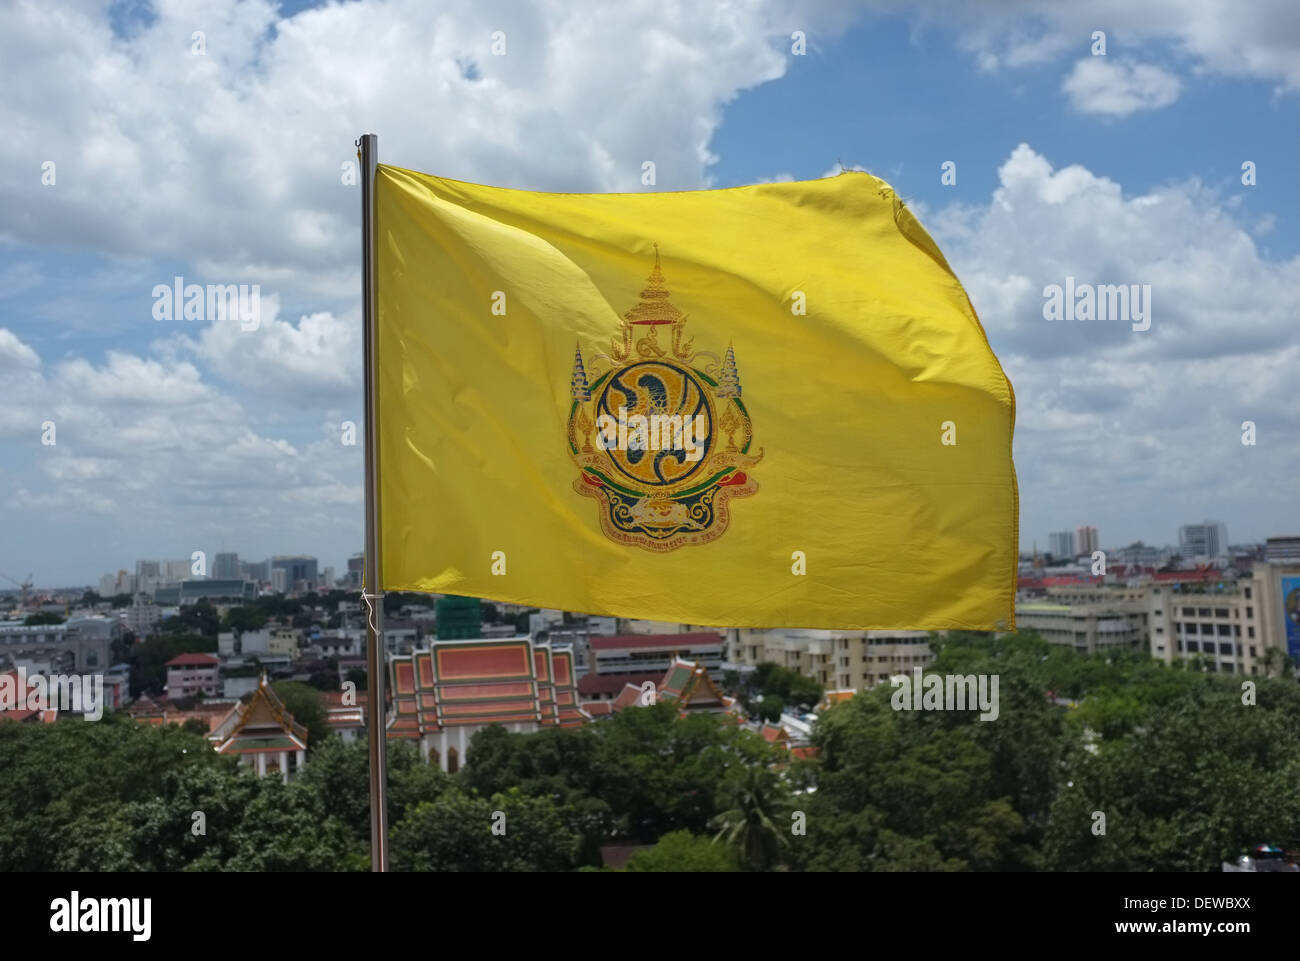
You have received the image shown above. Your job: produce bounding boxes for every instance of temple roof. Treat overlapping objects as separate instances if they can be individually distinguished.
[656,658,740,715]
[817,690,856,712]
[611,683,645,712]
[387,638,590,738]
[211,675,308,754]
[577,671,662,697]
[761,724,789,744]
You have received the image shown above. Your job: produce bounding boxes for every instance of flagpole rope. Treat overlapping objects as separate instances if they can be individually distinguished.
[361,590,384,637]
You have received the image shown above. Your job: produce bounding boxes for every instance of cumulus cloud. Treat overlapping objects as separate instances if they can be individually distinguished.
[0,328,41,370]
[176,294,361,400]
[930,144,1300,363]
[925,0,1300,91]
[925,144,1300,548]
[1062,57,1181,115]
[0,334,361,549]
[0,0,836,298]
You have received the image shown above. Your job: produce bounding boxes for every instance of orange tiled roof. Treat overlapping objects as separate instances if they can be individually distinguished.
[387,638,590,738]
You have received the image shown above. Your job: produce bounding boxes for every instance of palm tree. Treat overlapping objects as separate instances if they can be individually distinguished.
[710,765,787,871]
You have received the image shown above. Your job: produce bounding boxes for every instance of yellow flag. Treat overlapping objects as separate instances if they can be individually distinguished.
[375,165,1017,630]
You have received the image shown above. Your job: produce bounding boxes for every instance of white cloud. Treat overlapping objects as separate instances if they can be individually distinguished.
[1062,57,1181,115]
[0,328,40,370]
[0,0,836,298]
[930,144,1300,362]
[53,351,215,406]
[924,144,1300,548]
[179,295,360,399]
[924,0,1300,91]
[0,337,361,543]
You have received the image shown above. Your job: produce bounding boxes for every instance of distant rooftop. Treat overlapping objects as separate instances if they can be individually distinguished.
[166,653,219,667]
[589,632,722,652]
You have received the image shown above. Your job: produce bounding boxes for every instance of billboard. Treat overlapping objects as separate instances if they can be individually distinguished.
[1283,576,1300,662]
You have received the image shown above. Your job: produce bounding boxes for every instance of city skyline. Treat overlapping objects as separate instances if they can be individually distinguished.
[4,521,1291,592]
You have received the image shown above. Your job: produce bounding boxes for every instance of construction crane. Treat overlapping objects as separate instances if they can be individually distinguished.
[0,570,34,609]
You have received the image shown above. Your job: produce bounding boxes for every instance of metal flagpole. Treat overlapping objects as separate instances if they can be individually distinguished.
[358,132,389,872]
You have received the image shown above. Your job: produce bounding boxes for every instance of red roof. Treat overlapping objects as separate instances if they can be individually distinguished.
[322,690,369,708]
[611,684,645,711]
[1151,569,1229,582]
[166,653,219,667]
[1020,568,1230,590]
[583,701,613,716]
[577,671,662,696]
[589,632,722,652]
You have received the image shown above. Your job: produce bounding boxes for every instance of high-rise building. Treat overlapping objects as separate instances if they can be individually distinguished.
[133,560,162,596]
[1179,521,1228,559]
[1048,531,1076,559]
[124,593,161,635]
[164,558,191,581]
[99,570,132,597]
[270,556,317,592]
[1115,542,1169,567]
[347,553,364,589]
[242,559,269,583]
[1075,526,1100,556]
[1264,537,1300,565]
[214,552,240,579]
[322,566,335,590]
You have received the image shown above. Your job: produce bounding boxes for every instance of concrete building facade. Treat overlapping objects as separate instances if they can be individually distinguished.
[165,653,221,700]
[726,628,934,693]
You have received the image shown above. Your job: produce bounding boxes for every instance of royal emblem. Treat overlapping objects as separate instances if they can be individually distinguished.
[567,245,761,551]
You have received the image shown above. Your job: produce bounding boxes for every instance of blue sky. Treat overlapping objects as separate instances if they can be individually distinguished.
[714,18,1298,261]
[1,0,1297,587]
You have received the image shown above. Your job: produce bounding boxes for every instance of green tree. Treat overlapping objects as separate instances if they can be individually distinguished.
[711,765,788,870]
[755,692,784,723]
[390,787,581,872]
[162,601,221,638]
[127,632,217,696]
[271,681,332,751]
[24,611,64,625]
[1041,678,1300,871]
[0,713,216,870]
[625,830,740,872]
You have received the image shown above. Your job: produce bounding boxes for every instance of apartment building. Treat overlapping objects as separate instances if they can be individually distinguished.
[1014,603,1145,654]
[1016,561,1299,674]
[165,653,221,700]
[727,628,934,692]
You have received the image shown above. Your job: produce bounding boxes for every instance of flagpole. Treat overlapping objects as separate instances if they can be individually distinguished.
[358,132,389,872]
